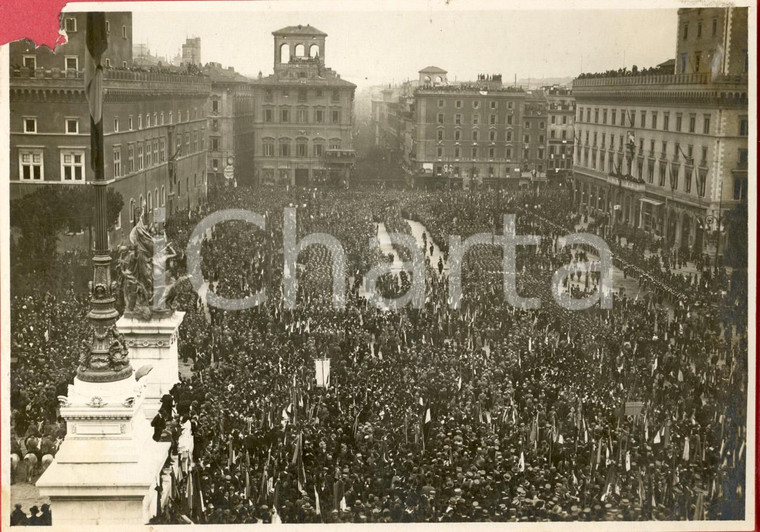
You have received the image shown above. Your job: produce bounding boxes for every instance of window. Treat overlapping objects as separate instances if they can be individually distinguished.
[602,109,608,124]
[437,113,444,124]
[23,117,37,133]
[106,20,111,33]
[113,117,119,133]
[539,134,545,144]
[695,52,701,72]
[212,158,219,171]
[314,109,324,123]
[594,109,599,123]
[490,114,497,125]
[455,130,461,141]
[138,115,143,129]
[154,112,158,126]
[65,118,79,134]
[264,109,274,123]
[506,115,513,125]
[702,115,710,135]
[65,56,78,70]
[739,117,748,136]
[640,111,646,128]
[146,141,152,167]
[734,177,747,200]
[472,130,479,141]
[212,99,220,114]
[524,121,531,129]
[436,147,443,158]
[113,147,121,178]
[471,147,478,159]
[279,139,291,157]
[146,114,151,128]
[263,139,275,157]
[296,140,307,157]
[122,25,127,39]
[524,135,530,144]
[611,109,617,125]
[329,139,341,150]
[22,55,36,69]
[161,186,166,206]
[127,144,134,173]
[473,100,480,109]
[662,113,669,131]
[137,144,143,170]
[105,58,111,68]
[65,17,77,32]
[154,140,159,163]
[437,130,444,141]
[712,18,718,36]
[313,143,324,157]
[297,108,308,124]
[331,90,340,103]
[539,122,545,129]
[455,114,462,126]
[651,112,657,129]
[490,101,497,109]
[455,100,462,109]
[168,112,173,125]
[689,115,696,133]
[454,147,461,159]
[506,130,512,142]
[561,130,567,140]
[489,130,496,142]
[551,115,556,125]
[191,132,197,153]
[472,114,480,126]
[675,114,682,132]
[683,23,688,40]
[438,99,444,108]
[211,138,219,151]
[506,147,512,159]
[160,112,164,125]
[538,148,544,159]
[523,148,529,160]
[18,149,43,180]
[61,150,85,181]
[331,110,340,124]
[508,102,514,110]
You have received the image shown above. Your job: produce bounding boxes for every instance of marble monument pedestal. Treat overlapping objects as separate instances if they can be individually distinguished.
[116,311,184,419]
[36,374,171,526]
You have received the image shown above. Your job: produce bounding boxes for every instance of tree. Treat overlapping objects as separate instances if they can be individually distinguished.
[10,185,124,275]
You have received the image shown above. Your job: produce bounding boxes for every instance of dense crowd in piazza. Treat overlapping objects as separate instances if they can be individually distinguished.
[10,184,747,524]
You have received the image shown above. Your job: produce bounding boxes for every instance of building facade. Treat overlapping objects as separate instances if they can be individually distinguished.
[571,7,748,258]
[543,85,575,176]
[205,63,256,188]
[9,13,210,244]
[375,68,572,188]
[12,12,132,72]
[251,25,356,187]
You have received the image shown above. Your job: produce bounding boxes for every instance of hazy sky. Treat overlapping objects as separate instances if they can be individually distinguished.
[128,6,678,88]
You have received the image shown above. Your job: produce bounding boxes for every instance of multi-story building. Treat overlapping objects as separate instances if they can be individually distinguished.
[251,25,356,187]
[571,7,748,258]
[9,12,210,244]
[543,85,575,177]
[12,12,132,71]
[181,37,202,66]
[379,67,559,188]
[204,63,255,188]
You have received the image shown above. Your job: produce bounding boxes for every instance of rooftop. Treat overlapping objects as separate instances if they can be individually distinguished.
[273,24,327,37]
[419,66,448,74]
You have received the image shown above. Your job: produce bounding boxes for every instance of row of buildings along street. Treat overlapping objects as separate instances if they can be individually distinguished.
[9,7,748,260]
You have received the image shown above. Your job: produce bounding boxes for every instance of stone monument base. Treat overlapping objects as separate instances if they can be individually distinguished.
[116,311,184,419]
[36,374,171,526]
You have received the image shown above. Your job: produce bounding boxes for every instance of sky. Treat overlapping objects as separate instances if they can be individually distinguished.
[127,4,679,89]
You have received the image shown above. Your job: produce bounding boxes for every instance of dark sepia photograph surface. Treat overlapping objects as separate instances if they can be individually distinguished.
[2,1,754,530]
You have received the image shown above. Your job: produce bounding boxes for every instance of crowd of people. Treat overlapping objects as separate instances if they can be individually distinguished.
[10,184,748,525]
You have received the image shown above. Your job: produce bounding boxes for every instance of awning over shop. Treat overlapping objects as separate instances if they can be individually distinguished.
[640,198,664,206]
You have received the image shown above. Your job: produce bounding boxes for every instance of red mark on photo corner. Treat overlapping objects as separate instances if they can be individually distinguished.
[0,0,236,49]
[0,0,72,49]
